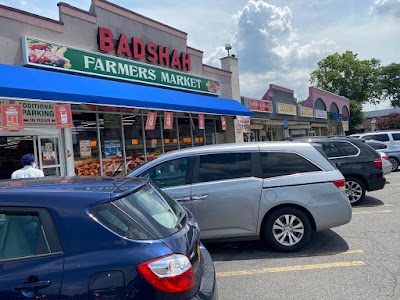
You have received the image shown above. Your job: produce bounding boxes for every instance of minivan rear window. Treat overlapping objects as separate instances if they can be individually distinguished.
[261,152,321,178]
[363,134,390,142]
[89,183,186,240]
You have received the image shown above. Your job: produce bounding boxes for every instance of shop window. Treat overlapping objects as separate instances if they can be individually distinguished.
[192,115,205,147]
[123,114,145,173]
[99,113,124,177]
[72,112,101,176]
[178,117,193,149]
[162,115,179,153]
[205,119,216,145]
[144,113,163,162]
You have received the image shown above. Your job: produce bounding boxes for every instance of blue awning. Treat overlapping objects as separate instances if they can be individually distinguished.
[0,64,253,116]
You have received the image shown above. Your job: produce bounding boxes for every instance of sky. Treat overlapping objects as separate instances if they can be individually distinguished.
[1,0,399,111]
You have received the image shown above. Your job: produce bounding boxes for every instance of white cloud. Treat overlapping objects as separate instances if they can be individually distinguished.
[370,0,400,18]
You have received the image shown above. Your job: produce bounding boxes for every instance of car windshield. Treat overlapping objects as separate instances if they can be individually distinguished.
[89,182,186,240]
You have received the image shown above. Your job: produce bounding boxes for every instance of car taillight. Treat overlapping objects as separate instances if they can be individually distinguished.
[333,179,346,192]
[137,254,195,294]
[373,157,382,169]
[382,155,389,161]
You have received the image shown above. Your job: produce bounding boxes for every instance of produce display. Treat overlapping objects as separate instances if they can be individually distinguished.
[26,39,71,69]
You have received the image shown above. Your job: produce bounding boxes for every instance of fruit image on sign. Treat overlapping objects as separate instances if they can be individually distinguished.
[26,39,71,69]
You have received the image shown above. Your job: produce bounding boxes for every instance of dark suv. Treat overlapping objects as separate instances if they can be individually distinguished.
[0,177,217,300]
[295,137,386,205]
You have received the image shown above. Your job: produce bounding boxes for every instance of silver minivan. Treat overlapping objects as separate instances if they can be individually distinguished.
[127,142,352,252]
[356,131,400,147]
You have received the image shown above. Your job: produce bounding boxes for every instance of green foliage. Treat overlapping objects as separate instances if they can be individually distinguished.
[310,51,381,104]
[348,100,364,134]
[380,63,400,107]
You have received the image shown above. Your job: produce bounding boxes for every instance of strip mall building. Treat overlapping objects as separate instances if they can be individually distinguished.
[0,0,252,179]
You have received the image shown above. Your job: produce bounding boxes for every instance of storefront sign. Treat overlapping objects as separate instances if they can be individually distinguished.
[277,103,297,116]
[79,140,92,158]
[54,104,73,128]
[243,98,273,113]
[164,112,174,130]
[15,101,55,124]
[300,107,313,118]
[145,112,158,130]
[314,109,328,119]
[342,121,349,132]
[236,116,250,133]
[221,116,227,131]
[250,124,264,130]
[104,140,122,158]
[98,27,191,71]
[1,104,24,131]
[23,37,220,95]
[198,114,205,129]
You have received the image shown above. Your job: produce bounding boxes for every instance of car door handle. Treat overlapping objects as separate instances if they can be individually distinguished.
[174,196,192,201]
[14,280,51,291]
[192,194,208,201]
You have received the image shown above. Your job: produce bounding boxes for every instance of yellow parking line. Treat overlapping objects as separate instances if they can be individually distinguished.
[342,249,364,254]
[216,261,365,278]
[353,210,392,215]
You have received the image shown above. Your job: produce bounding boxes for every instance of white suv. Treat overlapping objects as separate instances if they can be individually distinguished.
[357,131,400,147]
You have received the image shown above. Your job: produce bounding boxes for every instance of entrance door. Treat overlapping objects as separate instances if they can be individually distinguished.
[37,136,63,177]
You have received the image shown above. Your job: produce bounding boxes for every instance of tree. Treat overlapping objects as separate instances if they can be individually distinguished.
[375,113,400,130]
[380,63,400,107]
[348,100,364,134]
[310,51,381,104]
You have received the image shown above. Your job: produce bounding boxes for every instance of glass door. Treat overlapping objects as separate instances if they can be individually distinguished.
[37,136,63,177]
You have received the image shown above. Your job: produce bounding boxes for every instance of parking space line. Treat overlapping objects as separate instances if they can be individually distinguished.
[216,261,366,278]
[355,204,393,208]
[353,210,392,215]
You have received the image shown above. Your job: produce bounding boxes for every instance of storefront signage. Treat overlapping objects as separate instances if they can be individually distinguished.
[221,116,227,131]
[300,107,313,118]
[79,140,92,158]
[236,116,250,133]
[98,27,191,71]
[104,139,122,158]
[54,104,73,128]
[198,114,205,130]
[164,112,174,130]
[145,112,158,130]
[1,104,24,131]
[314,109,328,119]
[23,37,220,95]
[15,101,55,124]
[277,103,297,116]
[243,98,273,113]
[342,121,349,132]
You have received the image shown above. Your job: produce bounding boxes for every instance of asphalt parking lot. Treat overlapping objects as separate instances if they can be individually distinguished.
[205,171,400,300]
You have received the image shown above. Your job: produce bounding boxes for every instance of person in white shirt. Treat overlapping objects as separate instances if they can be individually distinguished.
[11,154,45,179]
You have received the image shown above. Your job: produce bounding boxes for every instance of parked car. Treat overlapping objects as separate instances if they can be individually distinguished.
[365,139,400,171]
[377,151,393,176]
[0,177,217,300]
[355,131,400,147]
[296,137,386,205]
[127,142,352,252]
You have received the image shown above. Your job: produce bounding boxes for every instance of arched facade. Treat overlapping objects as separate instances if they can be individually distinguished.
[314,98,326,111]
[330,102,339,114]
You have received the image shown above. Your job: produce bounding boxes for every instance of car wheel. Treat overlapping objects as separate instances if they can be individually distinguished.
[263,207,312,252]
[389,157,399,172]
[345,177,366,205]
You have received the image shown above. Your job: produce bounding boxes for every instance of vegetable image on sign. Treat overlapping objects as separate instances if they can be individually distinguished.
[198,114,205,129]
[221,116,227,131]
[145,112,158,130]
[164,112,174,130]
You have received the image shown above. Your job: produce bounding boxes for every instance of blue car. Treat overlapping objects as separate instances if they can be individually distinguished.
[0,177,217,299]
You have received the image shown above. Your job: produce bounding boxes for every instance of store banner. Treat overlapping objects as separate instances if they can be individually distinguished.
[23,37,221,95]
[277,103,297,116]
[164,112,174,130]
[243,98,273,113]
[300,107,314,118]
[54,104,73,128]
[342,121,349,132]
[236,116,250,133]
[221,116,227,131]
[1,104,24,131]
[145,112,158,130]
[315,109,328,119]
[198,114,205,129]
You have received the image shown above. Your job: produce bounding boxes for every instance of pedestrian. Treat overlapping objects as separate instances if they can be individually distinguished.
[11,154,45,179]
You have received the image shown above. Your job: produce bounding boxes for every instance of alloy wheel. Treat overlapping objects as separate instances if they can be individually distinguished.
[346,180,363,204]
[389,158,399,172]
[272,214,304,246]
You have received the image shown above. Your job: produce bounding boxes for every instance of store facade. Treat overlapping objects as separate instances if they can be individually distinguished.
[0,0,251,179]
[241,84,329,141]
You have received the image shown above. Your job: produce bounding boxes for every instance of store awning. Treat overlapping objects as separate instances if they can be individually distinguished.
[0,64,253,116]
